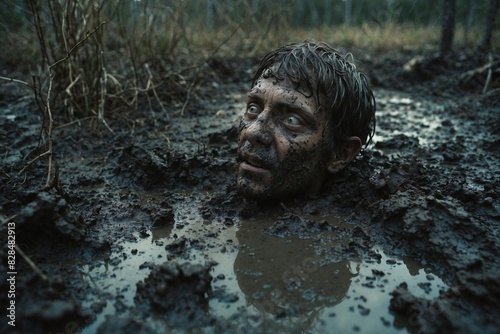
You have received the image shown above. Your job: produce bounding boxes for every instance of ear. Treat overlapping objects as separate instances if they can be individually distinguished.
[327,136,362,174]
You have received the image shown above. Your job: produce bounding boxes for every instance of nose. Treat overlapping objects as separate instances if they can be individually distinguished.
[245,113,273,147]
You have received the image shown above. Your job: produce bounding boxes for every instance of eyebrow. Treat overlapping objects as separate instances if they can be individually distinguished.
[246,92,264,105]
[246,92,313,114]
[246,92,318,126]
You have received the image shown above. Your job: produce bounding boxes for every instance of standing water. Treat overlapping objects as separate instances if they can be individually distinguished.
[76,90,454,333]
[79,191,447,334]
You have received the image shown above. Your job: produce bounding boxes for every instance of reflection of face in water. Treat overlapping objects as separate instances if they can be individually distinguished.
[234,217,355,327]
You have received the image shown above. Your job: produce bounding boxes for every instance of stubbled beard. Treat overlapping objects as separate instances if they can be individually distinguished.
[236,142,329,200]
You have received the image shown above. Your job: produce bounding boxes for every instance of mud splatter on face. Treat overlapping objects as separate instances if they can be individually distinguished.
[236,73,332,200]
[262,68,273,79]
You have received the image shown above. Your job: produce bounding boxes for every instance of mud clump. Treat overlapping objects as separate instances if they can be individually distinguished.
[378,189,492,272]
[390,284,434,333]
[97,316,156,334]
[119,147,231,191]
[14,192,86,246]
[134,262,214,329]
[164,236,187,255]
[374,134,420,152]
[378,184,500,333]
[21,299,84,334]
[264,213,336,238]
[390,283,498,334]
[1,49,499,333]
[0,251,87,334]
[151,206,175,227]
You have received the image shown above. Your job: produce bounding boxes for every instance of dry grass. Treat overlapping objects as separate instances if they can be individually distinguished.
[2,2,496,122]
[269,23,498,55]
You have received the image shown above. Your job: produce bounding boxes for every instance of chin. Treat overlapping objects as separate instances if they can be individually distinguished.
[236,167,270,198]
[236,180,290,201]
[236,168,325,200]
[236,178,265,199]
[237,178,324,201]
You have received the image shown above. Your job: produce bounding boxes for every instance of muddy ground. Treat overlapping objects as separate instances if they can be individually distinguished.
[1,48,499,334]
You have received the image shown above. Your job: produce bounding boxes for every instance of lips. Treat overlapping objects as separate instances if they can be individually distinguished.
[238,152,271,173]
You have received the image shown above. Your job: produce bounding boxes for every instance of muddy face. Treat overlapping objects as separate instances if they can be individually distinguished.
[236,72,333,200]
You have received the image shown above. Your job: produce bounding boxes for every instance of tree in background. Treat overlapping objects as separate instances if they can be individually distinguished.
[440,0,456,53]
[480,0,499,50]
[344,0,352,26]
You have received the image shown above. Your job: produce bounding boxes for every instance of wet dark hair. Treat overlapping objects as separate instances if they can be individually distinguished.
[251,41,376,153]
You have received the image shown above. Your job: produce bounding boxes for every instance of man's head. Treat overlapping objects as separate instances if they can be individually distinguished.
[236,41,376,200]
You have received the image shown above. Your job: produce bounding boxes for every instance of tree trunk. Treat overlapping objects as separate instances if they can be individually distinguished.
[206,0,214,29]
[480,0,499,50]
[440,0,456,54]
[323,0,332,26]
[466,0,476,33]
[307,1,319,26]
[344,0,351,26]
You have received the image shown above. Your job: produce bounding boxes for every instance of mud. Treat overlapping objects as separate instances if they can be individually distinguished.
[1,50,499,333]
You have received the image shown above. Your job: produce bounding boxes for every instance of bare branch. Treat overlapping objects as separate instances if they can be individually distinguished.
[16,244,50,284]
[49,21,106,71]
[0,76,34,90]
[482,53,494,94]
[0,214,18,227]
[180,19,247,116]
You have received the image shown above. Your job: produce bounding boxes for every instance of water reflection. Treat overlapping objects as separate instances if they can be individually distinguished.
[79,196,448,333]
[235,216,355,331]
[232,214,447,333]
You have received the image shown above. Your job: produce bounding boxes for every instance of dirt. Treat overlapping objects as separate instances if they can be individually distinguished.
[1,49,499,334]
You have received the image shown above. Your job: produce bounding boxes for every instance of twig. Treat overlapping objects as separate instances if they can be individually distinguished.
[43,70,54,188]
[110,82,165,95]
[97,42,114,134]
[38,160,59,192]
[18,150,51,176]
[459,59,500,87]
[49,21,106,71]
[482,53,494,94]
[16,244,49,284]
[17,69,55,188]
[18,21,107,188]
[249,4,275,57]
[144,63,169,115]
[161,134,171,150]
[179,19,247,116]
[64,71,81,96]
[54,116,98,129]
[99,117,114,134]
[0,76,34,89]
[180,65,204,116]
[0,214,18,227]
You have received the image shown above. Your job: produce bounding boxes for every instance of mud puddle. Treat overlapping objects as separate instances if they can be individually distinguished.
[372,91,450,150]
[78,190,447,334]
[2,51,498,334]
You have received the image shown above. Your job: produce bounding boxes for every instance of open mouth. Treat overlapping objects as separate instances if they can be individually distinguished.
[239,154,270,173]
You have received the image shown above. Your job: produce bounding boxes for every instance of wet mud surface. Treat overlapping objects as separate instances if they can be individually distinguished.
[1,50,499,333]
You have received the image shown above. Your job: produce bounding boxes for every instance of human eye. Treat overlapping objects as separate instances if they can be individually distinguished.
[284,115,301,126]
[281,112,305,132]
[245,103,261,119]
